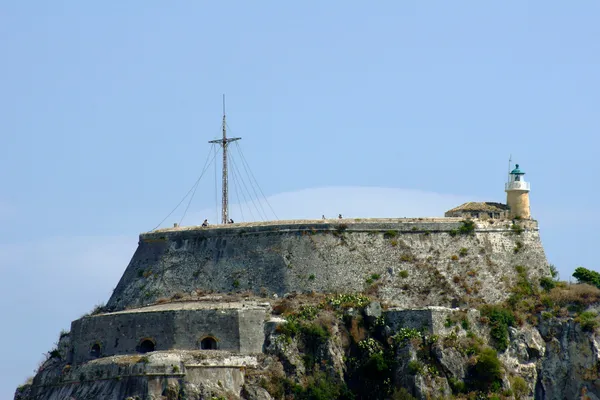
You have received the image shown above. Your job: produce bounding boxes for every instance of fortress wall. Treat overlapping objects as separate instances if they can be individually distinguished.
[70,308,267,364]
[106,219,548,311]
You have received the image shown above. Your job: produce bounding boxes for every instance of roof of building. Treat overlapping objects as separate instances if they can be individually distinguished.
[445,202,509,214]
[510,164,525,175]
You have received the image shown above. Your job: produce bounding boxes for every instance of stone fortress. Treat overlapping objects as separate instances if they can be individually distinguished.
[18,164,554,399]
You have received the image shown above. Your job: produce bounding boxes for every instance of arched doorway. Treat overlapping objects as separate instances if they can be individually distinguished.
[200,337,218,350]
[137,339,155,354]
[90,343,101,358]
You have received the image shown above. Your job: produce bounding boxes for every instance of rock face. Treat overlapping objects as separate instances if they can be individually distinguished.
[19,300,600,399]
[107,218,548,311]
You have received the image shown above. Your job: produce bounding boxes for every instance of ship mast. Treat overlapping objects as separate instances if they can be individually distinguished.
[209,95,241,224]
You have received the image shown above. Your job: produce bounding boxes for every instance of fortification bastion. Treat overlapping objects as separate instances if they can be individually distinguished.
[107,218,548,312]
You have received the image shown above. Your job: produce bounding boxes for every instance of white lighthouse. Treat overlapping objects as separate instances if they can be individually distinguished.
[505,164,531,219]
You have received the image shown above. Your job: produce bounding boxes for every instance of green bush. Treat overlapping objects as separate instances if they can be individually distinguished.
[467,348,503,392]
[407,360,423,375]
[288,371,353,400]
[384,230,398,239]
[549,264,559,279]
[540,277,556,292]
[573,267,600,289]
[399,270,409,278]
[458,220,475,235]
[448,377,467,394]
[576,311,599,332]
[458,248,468,257]
[481,306,515,352]
[510,375,529,400]
[510,223,524,235]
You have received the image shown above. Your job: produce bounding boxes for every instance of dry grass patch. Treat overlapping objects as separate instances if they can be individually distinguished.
[545,284,600,307]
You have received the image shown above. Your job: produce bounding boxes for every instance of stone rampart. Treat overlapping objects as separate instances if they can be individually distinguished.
[107,218,548,311]
[70,303,267,364]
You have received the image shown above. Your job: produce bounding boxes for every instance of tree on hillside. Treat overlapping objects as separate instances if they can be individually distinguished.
[573,267,600,289]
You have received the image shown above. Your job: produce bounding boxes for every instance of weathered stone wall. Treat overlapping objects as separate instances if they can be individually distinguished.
[106,218,549,311]
[70,305,267,364]
[26,351,258,400]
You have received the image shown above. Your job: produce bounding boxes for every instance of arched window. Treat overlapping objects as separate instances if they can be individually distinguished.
[200,337,218,350]
[138,339,155,354]
[90,343,101,358]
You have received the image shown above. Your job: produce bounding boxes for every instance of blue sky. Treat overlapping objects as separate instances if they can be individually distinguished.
[1,1,598,396]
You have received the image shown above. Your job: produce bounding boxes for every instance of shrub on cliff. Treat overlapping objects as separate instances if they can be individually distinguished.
[467,347,503,392]
[480,305,515,352]
[573,267,600,289]
[290,371,354,400]
[575,311,599,332]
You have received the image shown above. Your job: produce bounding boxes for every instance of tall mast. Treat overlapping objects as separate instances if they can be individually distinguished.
[209,95,241,224]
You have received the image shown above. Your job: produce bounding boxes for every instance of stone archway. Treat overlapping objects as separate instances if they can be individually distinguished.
[137,339,155,354]
[90,343,101,358]
[200,336,218,350]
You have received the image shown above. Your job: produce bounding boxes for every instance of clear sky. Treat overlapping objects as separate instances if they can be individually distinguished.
[1,1,599,396]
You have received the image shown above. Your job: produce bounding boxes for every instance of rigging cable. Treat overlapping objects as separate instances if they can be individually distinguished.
[231,145,267,219]
[231,153,253,221]
[230,156,246,222]
[179,145,218,226]
[151,147,219,231]
[230,152,265,220]
[234,141,279,220]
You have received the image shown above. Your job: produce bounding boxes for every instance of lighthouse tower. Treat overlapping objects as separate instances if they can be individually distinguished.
[505,163,531,219]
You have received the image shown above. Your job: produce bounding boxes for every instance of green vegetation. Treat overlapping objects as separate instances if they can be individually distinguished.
[392,328,421,345]
[549,264,559,279]
[48,349,62,359]
[514,241,523,253]
[575,311,599,332]
[232,279,240,288]
[384,230,398,239]
[309,274,315,281]
[458,247,468,257]
[540,276,556,292]
[400,253,414,262]
[573,267,600,289]
[448,219,476,237]
[467,348,503,392]
[510,223,524,235]
[510,376,529,400]
[289,371,353,400]
[399,270,409,278]
[458,219,476,235]
[481,305,515,352]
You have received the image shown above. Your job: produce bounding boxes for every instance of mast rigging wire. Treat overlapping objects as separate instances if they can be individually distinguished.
[151,147,219,231]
